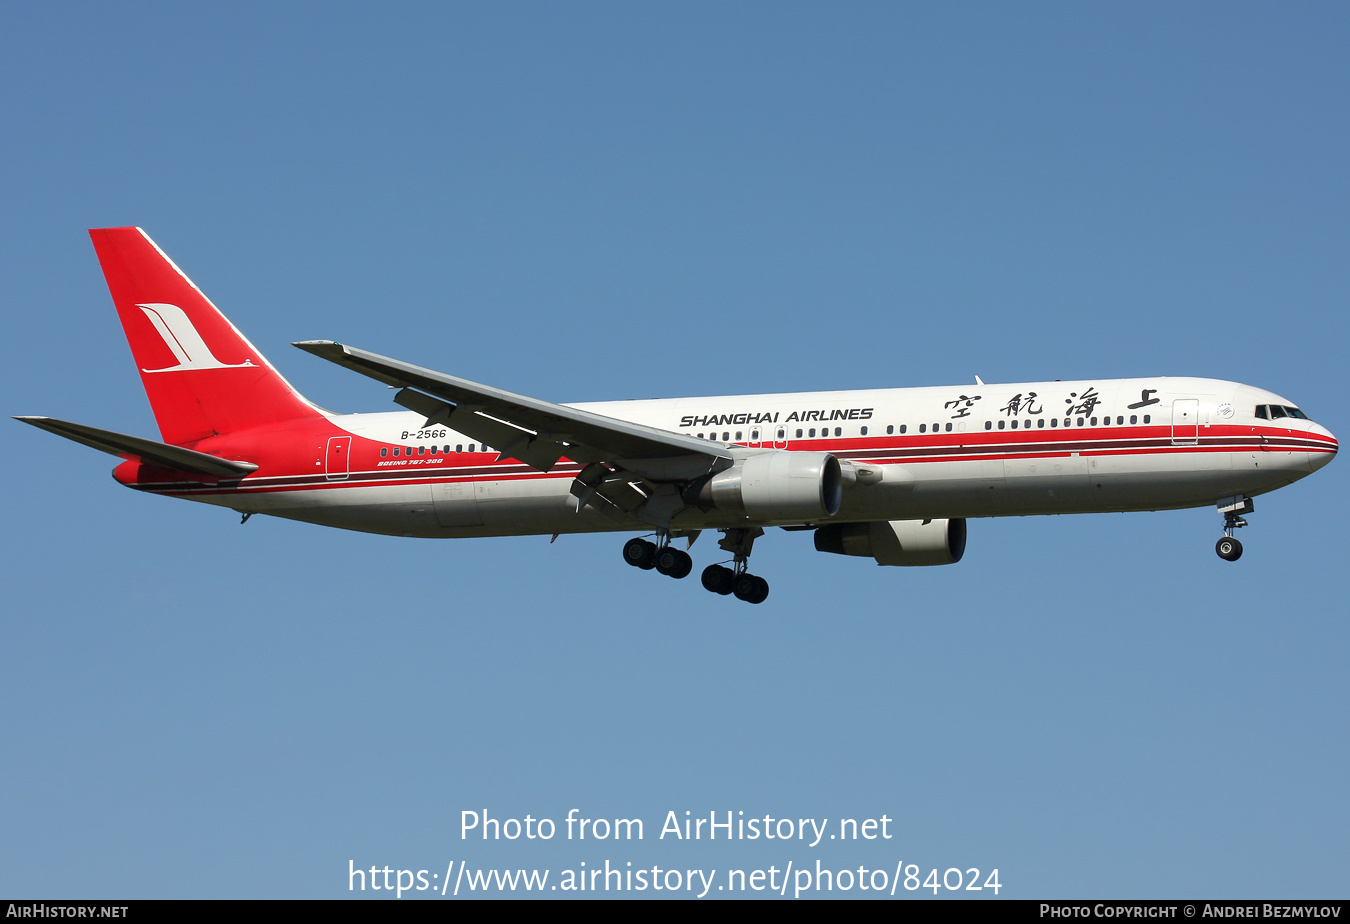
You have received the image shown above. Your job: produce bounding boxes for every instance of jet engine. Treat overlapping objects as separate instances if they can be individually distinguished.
[814,518,967,566]
[683,451,843,521]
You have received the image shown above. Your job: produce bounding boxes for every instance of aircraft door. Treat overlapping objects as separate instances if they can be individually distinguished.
[774,425,788,450]
[1172,399,1199,445]
[325,436,351,480]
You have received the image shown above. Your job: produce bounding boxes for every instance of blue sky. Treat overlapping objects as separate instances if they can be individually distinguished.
[2,2,1346,899]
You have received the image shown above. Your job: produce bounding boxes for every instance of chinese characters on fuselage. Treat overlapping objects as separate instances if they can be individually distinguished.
[944,395,982,418]
[677,386,1161,432]
[999,392,1043,417]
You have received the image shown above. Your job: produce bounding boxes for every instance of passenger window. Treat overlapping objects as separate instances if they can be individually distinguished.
[1143,415,1151,424]
[919,424,927,433]
[997,420,1005,430]
[899,425,907,434]
[468,444,476,453]
[1037,419,1046,428]
[1129,415,1137,425]
[1051,418,1058,428]
[431,446,438,455]
[456,444,463,453]
[1011,419,1018,429]
[835,427,842,437]
[697,433,704,439]
[886,425,894,435]
[985,421,992,430]
[944,423,952,432]
[722,432,730,441]
[1116,416,1123,425]
[860,426,868,436]
[735,431,743,441]
[1090,417,1097,426]
[1077,418,1084,426]
[381,448,388,457]
[393,448,400,456]
[796,429,803,438]
[809,428,816,438]
[419,446,426,455]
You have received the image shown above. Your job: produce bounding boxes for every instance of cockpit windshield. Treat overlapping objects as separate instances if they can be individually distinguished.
[1256,404,1309,421]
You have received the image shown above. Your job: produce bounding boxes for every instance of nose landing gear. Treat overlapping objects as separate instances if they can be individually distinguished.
[1215,496,1253,562]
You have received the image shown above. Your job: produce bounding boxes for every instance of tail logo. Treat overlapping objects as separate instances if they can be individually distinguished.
[136,303,255,373]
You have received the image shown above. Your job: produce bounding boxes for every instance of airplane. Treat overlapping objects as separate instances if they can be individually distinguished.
[15,228,1338,604]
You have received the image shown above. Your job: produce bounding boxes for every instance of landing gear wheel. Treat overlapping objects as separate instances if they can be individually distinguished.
[749,575,769,604]
[623,537,657,569]
[655,547,693,579]
[701,564,735,595]
[733,573,770,604]
[1216,536,1243,562]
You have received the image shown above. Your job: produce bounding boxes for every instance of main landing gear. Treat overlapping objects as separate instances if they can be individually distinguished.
[621,527,770,604]
[700,528,770,605]
[1215,496,1253,562]
[622,535,693,579]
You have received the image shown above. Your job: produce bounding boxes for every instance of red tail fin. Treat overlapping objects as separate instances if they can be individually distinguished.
[90,227,322,445]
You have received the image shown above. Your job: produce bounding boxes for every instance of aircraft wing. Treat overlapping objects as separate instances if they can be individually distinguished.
[13,416,259,477]
[292,341,732,485]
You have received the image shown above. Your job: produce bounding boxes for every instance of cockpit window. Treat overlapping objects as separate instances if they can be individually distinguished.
[1258,404,1310,421]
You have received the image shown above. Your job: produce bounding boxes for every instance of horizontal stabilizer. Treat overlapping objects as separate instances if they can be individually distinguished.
[14,417,259,477]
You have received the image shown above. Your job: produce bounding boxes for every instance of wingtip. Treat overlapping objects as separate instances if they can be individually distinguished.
[292,340,345,357]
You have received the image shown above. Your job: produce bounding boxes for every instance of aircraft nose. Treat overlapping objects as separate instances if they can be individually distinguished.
[1309,426,1337,472]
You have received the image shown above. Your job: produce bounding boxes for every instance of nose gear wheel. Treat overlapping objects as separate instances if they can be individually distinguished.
[1214,496,1253,562]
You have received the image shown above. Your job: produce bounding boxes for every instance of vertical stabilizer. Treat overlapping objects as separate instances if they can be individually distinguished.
[89,227,322,445]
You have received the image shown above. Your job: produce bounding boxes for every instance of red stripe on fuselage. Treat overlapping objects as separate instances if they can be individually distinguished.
[127,420,1331,499]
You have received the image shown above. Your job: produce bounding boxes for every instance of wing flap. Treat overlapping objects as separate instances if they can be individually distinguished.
[391,387,572,472]
[14,416,259,477]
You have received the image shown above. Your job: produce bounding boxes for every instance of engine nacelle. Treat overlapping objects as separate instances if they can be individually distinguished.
[814,518,967,566]
[685,451,843,521]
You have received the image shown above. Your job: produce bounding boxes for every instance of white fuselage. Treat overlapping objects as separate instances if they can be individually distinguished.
[151,375,1336,540]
